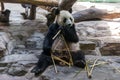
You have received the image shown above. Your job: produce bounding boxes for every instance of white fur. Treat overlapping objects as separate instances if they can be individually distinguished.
[52,36,80,51]
[56,10,74,27]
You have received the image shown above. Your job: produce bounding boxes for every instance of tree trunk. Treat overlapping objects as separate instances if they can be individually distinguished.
[73,7,120,22]
[29,5,36,20]
[59,0,77,10]
[1,2,4,11]
[0,0,58,7]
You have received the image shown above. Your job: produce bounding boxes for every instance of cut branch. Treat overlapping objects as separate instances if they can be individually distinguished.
[0,0,58,7]
[73,7,120,23]
[59,0,77,10]
[1,2,4,11]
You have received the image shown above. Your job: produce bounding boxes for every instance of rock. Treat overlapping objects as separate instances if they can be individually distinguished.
[0,32,15,56]
[0,32,10,50]
[7,66,27,76]
[0,51,4,58]
[15,45,25,49]
[25,40,36,49]
[100,43,120,56]
[0,67,7,73]
[41,66,81,80]
[79,41,96,50]
[0,74,27,80]
[6,39,16,55]
[0,62,8,67]
[39,55,120,80]
[22,20,46,27]
[73,2,120,12]
[3,54,38,63]
[76,21,120,37]
[25,32,45,49]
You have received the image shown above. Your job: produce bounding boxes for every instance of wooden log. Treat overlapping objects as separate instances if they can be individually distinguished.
[59,0,77,10]
[29,5,36,20]
[73,7,120,22]
[1,2,4,11]
[0,0,58,7]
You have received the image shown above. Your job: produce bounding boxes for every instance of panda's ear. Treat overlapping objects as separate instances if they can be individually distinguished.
[54,8,60,15]
[68,8,72,13]
[51,7,60,15]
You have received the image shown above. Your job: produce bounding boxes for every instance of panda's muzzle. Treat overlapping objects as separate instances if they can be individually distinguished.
[66,24,73,28]
[67,24,72,27]
[66,19,73,27]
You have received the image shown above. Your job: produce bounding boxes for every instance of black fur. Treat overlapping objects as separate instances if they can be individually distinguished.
[31,54,52,76]
[43,23,61,56]
[31,23,61,75]
[62,24,79,43]
[72,50,86,68]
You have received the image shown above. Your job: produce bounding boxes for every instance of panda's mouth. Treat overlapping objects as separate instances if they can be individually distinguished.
[67,24,72,27]
[66,24,73,28]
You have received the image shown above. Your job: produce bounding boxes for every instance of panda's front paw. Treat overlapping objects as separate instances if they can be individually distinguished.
[74,60,86,68]
[31,66,43,76]
[31,54,52,76]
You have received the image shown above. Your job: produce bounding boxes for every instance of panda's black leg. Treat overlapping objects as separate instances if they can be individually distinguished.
[31,53,52,76]
[72,50,86,68]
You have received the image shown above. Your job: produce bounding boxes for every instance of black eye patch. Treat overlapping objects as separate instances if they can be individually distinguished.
[63,18,67,23]
[70,17,72,21]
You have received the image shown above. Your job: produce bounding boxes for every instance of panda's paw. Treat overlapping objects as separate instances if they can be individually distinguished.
[31,64,50,76]
[74,60,86,68]
[31,66,43,76]
[31,54,52,76]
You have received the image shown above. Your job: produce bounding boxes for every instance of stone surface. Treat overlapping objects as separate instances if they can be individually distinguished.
[7,66,27,76]
[0,62,8,67]
[0,32,15,56]
[76,21,120,38]
[25,32,45,49]
[79,41,96,50]
[0,32,10,50]
[100,43,120,56]
[0,74,27,80]
[39,55,120,80]
[3,54,38,63]
[73,2,120,12]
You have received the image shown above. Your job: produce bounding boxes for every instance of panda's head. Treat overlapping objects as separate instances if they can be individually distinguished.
[53,8,74,27]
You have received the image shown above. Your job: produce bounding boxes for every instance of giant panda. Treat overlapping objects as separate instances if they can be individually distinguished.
[31,8,86,75]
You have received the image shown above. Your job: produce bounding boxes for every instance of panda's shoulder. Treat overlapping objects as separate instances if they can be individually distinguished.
[49,23,59,31]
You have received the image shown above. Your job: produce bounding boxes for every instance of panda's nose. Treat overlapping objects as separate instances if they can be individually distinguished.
[68,24,71,26]
[67,24,72,26]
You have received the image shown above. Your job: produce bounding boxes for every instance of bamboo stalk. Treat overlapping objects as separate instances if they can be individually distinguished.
[52,30,61,40]
[89,59,99,77]
[53,55,70,66]
[61,35,73,66]
[91,62,108,67]
[51,54,58,73]
[85,61,91,79]
[112,66,120,73]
